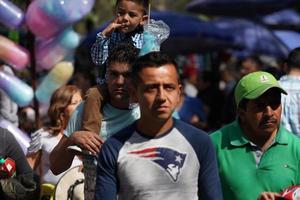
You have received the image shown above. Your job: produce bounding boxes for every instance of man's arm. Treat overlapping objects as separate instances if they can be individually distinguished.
[49,135,75,175]
[198,136,223,200]
[50,103,83,175]
[50,131,103,175]
[90,32,110,65]
[95,140,118,200]
[50,102,103,175]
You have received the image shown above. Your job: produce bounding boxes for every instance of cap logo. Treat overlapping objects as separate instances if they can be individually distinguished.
[260,75,269,82]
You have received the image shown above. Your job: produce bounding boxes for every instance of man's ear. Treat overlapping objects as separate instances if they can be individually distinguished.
[178,84,182,97]
[282,62,289,73]
[236,107,245,121]
[140,15,149,26]
[175,84,182,106]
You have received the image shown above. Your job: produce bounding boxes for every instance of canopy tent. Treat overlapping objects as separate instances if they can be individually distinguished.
[273,30,300,51]
[211,18,290,58]
[261,9,300,32]
[261,9,300,51]
[186,0,297,17]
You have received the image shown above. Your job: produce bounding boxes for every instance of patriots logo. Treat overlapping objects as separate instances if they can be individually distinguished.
[128,147,186,182]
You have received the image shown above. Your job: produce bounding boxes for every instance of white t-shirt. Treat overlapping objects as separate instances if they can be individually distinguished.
[27,128,82,184]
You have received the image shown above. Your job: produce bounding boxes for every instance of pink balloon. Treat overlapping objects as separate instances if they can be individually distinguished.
[26,0,95,38]
[25,1,61,39]
[35,28,80,70]
[0,35,29,70]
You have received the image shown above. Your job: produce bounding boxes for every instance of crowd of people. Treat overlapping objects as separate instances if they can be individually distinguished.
[0,0,300,200]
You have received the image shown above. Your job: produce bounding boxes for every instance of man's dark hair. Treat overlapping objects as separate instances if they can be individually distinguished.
[287,47,300,70]
[107,43,139,68]
[131,52,180,85]
[116,0,149,13]
[238,99,249,110]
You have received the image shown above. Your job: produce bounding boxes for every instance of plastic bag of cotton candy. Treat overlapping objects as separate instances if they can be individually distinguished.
[139,19,170,56]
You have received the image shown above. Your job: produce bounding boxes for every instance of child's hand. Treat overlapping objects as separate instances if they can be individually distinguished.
[102,17,126,37]
[70,131,103,155]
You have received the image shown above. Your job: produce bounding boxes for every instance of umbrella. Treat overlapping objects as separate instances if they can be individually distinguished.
[186,0,297,17]
[261,10,300,51]
[261,9,300,32]
[262,9,300,25]
[81,11,240,55]
[273,30,300,51]
[211,18,290,58]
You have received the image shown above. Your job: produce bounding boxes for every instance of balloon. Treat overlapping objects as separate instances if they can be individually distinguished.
[0,119,30,155]
[0,0,24,29]
[0,70,34,107]
[35,62,74,104]
[0,35,29,70]
[26,0,95,38]
[35,28,80,70]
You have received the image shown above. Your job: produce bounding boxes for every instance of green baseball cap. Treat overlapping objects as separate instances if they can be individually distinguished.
[234,71,287,107]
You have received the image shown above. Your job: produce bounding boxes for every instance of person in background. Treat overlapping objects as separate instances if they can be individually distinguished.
[197,70,224,131]
[18,106,36,135]
[183,67,198,98]
[176,88,207,130]
[239,55,263,77]
[0,63,18,126]
[82,0,149,136]
[26,85,83,186]
[221,55,263,126]
[279,47,300,136]
[211,71,300,200]
[95,52,222,200]
[0,127,38,199]
[72,70,96,95]
[50,43,140,200]
[91,0,148,70]
[218,63,237,98]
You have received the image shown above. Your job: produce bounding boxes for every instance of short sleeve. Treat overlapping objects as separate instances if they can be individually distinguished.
[95,140,119,200]
[3,128,33,175]
[65,102,84,137]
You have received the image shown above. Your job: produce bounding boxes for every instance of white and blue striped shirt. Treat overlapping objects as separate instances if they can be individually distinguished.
[279,75,300,136]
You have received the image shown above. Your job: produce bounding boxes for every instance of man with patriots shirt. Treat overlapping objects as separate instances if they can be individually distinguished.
[95,52,222,200]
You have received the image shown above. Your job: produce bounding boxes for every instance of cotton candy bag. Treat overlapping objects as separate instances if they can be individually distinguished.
[139,19,170,56]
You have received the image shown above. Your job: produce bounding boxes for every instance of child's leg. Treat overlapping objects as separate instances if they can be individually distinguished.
[81,85,106,134]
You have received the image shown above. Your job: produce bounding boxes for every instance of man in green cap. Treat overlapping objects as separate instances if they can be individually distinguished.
[210,71,300,200]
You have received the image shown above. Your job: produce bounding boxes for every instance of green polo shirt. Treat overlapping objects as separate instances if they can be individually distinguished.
[211,120,300,200]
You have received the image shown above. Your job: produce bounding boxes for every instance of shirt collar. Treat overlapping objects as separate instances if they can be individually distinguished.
[229,121,288,147]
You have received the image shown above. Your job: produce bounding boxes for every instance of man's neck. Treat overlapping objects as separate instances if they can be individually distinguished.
[241,124,277,151]
[109,99,130,110]
[136,117,174,138]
